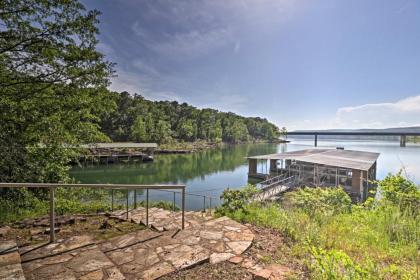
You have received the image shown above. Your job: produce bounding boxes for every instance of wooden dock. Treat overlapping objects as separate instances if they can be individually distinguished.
[78,142,157,164]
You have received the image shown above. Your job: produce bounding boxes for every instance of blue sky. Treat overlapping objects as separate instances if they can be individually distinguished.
[83,0,420,130]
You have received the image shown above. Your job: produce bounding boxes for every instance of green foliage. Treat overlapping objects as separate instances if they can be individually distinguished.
[0,0,114,183]
[0,187,111,224]
[101,92,280,144]
[283,187,352,216]
[215,184,259,216]
[221,175,420,279]
[308,246,370,280]
[379,172,420,214]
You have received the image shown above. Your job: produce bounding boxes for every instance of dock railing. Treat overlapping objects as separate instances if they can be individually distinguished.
[0,183,187,243]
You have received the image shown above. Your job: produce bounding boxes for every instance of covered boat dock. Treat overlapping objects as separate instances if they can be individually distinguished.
[247,148,380,201]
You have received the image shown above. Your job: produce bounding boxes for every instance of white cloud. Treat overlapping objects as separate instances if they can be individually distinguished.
[109,69,182,102]
[333,95,420,129]
[285,95,420,130]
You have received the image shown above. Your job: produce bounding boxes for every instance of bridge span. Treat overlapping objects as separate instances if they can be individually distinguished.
[286,131,420,147]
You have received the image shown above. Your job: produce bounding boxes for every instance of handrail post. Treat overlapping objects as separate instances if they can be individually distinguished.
[209,197,212,214]
[173,192,176,211]
[126,189,129,220]
[49,186,55,243]
[134,189,137,209]
[146,188,149,227]
[181,187,185,230]
[111,189,114,212]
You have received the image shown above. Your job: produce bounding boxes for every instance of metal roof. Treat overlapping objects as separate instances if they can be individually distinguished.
[248,149,380,171]
[81,143,158,149]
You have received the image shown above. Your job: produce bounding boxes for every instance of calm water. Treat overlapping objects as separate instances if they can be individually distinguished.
[70,140,420,210]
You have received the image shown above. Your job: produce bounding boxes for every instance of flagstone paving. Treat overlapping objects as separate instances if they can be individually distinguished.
[0,240,25,280]
[5,209,254,280]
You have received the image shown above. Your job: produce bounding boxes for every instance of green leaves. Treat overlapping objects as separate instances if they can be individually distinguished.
[100,92,280,144]
[215,184,259,216]
[0,0,114,183]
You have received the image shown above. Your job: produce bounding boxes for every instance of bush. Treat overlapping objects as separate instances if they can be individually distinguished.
[379,172,420,214]
[215,184,259,216]
[219,174,419,279]
[283,187,352,216]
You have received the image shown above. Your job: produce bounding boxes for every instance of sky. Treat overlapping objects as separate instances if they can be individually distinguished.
[83,0,420,130]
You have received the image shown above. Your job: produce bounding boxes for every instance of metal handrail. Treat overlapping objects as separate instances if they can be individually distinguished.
[111,188,220,214]
[0,183,186,243]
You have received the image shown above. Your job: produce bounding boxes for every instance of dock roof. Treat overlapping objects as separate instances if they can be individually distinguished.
[247,149,380,171]
[81,142,158,149]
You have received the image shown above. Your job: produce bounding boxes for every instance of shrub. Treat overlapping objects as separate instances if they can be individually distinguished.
[215,184,259,216]
[283,187,352,216]
[379,172,420,214]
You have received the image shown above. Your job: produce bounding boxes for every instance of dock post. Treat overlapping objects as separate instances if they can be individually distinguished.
[126,189,129,220]
[400,135,406,147]
[209,197,212,214]
[146,189,149,227]
[173,192,176,211]
[203,196,206,212]
[182,188,185,230]
[111,189,114,211]
[314,134,318,147]
[49,187,55,243]
[134,189,137,209]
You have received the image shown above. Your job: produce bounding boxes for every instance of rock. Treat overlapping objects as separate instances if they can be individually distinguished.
[0,226,11,237]
[228,256,243,264]
[199,230,223,240]
[104,267,125,280]
[209,252,234,264]
[162,244,209,269]
[265,264,290,279]
[253,269,272,280]
[30,228,45,236]
[225,231,254,242]
[227,241,252,255]
[241,258,256,269]
[79,269,104,280]
[66,248,114,273]
[141,261,174,280]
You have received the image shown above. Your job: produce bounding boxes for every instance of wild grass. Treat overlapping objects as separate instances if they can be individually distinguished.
[0,187,180,224]
[217,173,420,279]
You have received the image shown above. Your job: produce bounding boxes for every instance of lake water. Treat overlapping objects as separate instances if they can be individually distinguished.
[70,139,420,210]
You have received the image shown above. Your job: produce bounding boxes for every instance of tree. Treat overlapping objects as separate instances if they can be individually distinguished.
[281,127,288,139]
[131,117,148,142]
[154,120,172,143]
[0,0,114,183]
[178,120,195,141]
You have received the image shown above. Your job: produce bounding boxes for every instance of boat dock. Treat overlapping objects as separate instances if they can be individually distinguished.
[248,148,380,202]
[78,142,158,164]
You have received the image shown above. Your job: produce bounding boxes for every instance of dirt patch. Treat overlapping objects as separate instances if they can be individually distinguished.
[1,215,146,247]
[161,224,308,280]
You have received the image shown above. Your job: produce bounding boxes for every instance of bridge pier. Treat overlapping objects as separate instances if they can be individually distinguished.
[400,135,406,147]
[314,134,318,147]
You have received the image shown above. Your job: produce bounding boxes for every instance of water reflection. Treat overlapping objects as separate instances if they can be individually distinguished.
[70,140,420,209]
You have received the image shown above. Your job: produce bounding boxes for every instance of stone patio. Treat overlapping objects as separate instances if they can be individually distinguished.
[2,209,254,280]
[0,240,25,280]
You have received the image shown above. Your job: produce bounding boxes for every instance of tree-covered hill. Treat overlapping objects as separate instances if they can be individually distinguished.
[100,91,280,144]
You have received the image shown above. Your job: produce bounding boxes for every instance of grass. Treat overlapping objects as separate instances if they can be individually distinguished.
[0,187,179,225]
[216,174,420,279]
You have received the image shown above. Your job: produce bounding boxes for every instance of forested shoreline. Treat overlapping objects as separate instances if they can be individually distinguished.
[100,91,281,144]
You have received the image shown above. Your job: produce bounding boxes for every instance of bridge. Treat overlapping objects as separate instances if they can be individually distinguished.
[286,131,420,147]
